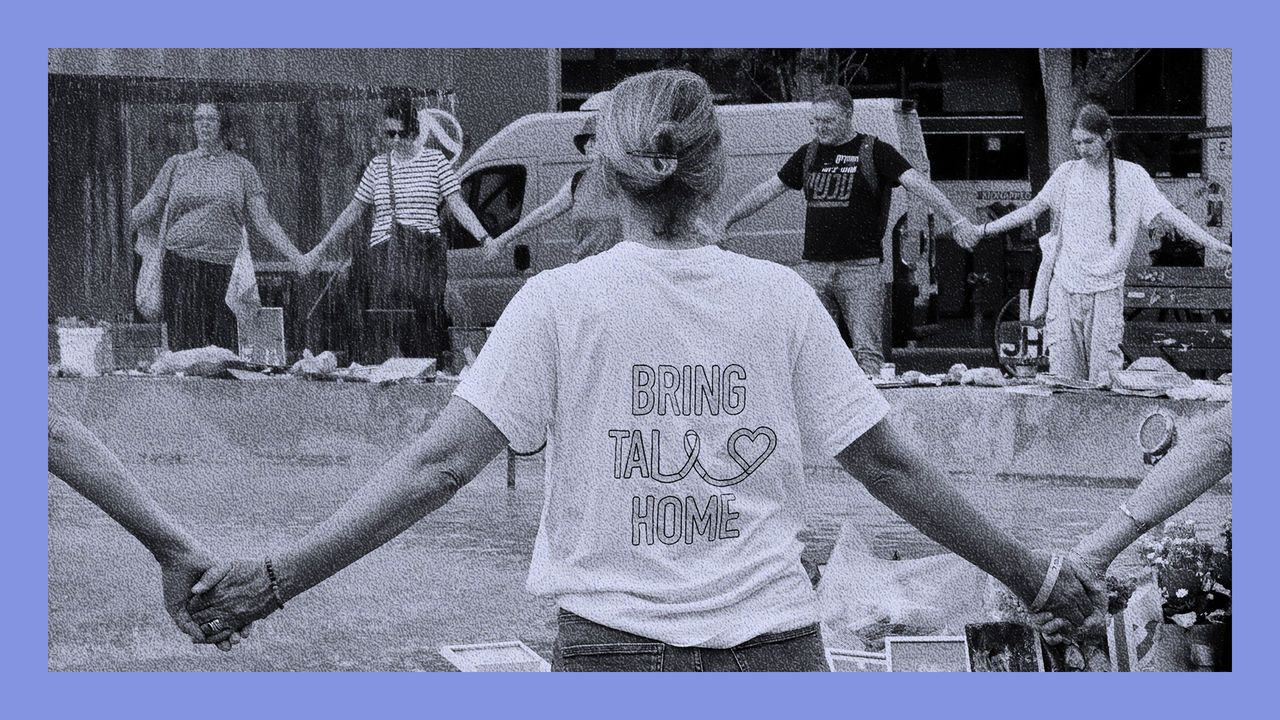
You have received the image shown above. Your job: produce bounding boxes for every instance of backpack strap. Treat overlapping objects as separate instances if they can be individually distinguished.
[156,154,192,249]
[858,134,894,256]
[858,133,879,198]
[385,152,399,224]
[802,139,821,197]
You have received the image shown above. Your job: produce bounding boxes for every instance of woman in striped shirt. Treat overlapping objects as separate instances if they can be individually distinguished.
[306,99,491,363]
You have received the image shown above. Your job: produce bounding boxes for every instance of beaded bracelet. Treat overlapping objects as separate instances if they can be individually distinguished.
[264,557,286,610]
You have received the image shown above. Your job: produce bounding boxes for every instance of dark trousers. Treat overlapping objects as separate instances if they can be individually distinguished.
[552,609,830,672]
[351,226,450,364]
[161,253,238,352]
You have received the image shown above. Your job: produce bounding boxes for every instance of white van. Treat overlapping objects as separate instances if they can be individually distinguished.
[443,99,937,328]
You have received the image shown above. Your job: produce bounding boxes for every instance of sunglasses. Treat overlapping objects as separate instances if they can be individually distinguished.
[385,129,414,139]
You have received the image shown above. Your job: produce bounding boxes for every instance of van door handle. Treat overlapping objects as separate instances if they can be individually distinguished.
[513,244,531,272]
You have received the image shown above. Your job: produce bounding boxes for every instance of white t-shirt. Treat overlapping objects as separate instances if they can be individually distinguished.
[1038,159,1175,293]
[454,241,889,647]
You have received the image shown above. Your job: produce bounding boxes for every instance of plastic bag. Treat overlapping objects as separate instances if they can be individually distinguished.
[289,349,339,376]
[818,525,1010,638]
[961,367,1006,387]
[150,345,241,376]
[135,229,163,322]
[225,228,261,322]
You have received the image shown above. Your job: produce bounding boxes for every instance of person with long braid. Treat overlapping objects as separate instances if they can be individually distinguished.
[960,104,1232,383]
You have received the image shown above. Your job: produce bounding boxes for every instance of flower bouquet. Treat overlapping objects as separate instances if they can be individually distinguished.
[1141,519,1231,670]
[1143,520,1232,628]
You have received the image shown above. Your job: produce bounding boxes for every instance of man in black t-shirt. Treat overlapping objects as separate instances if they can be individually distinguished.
[723,86,973,375]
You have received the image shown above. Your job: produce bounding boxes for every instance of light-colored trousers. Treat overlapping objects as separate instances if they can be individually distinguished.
[1045,282,1125,384]
[793,260,885,375]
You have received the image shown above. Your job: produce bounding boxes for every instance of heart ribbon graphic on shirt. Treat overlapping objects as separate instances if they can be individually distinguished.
[690,426,778,488]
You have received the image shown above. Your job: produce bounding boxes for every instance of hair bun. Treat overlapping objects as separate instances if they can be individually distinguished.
[648,156,679,179]
[651,121,680,158]
[593,69,726,235]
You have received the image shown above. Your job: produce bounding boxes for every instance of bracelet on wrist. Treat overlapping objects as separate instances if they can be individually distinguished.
[264,557,286,610]
[1118,503,1150,532]
[1029,552,1065,612]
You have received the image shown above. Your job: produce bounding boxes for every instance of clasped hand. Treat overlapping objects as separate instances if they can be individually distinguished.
[952,220,982,250]
[174,559,279,651]
[1026,550,1109,645]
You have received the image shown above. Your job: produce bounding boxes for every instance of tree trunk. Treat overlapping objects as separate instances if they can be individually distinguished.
[1039,48,1078,173]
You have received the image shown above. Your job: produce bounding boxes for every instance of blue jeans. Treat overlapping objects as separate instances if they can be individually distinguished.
[792,259,886,375]
[552,609,830,672]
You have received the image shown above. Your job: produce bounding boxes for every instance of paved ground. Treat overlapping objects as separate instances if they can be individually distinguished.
[49,453,1230,671]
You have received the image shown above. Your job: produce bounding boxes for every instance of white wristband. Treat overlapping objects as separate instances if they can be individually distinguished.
[1029,552,1065,612]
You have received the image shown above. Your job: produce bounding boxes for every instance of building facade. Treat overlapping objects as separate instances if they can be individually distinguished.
[49,48,1230,355]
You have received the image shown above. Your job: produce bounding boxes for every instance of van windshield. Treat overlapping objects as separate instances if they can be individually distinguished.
[444,165,527,249]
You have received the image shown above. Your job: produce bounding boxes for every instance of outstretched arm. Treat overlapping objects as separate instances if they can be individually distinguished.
[127,193,164,238]
[187,398,509,634]
[898,169,966,226]
[723,176,789,229]
[128,156,185,237]
[837,415,1101,624]
[49,410,203,570]
[979,194,1052,239]
[1156,207,1233,255]
[898,169,982,247]
[48,408,215,641]
[309,197,369,264]
[1073,405,1232,576]
[247,195,305,267]
[444,192,492,244]
[493,179,574,250]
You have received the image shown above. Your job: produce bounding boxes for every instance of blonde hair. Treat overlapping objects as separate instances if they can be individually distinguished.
[595,70,724,236]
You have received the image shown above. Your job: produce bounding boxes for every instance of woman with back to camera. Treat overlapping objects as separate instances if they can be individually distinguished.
[185,71,1100,671]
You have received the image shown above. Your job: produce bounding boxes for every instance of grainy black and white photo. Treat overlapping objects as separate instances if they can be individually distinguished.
[47,48,1232,672]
